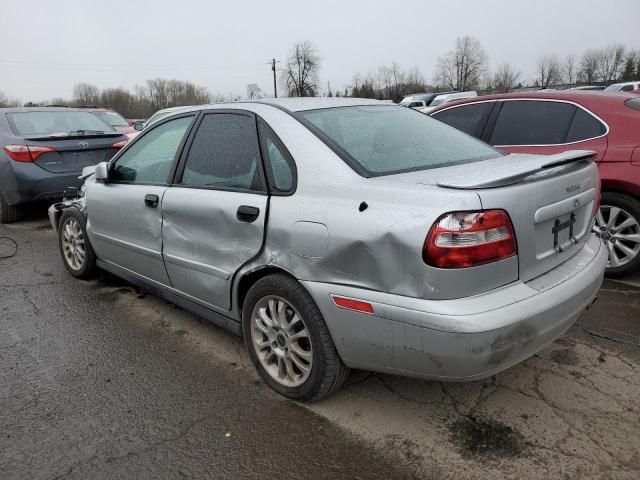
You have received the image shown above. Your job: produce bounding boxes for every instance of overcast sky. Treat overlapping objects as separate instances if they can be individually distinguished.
[1,0,638,102]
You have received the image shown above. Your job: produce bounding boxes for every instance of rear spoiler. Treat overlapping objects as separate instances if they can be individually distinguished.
[437,150,595,189]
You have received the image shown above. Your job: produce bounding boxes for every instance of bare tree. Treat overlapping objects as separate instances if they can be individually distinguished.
[72,83,100,105]
[0,91,18,107]
[281,41,321,97]
[246,83,262,100]
[563,54,577,86]
[536,54,562,88]
[434,36,488,91]
[492,62,520,93]
[597,44,626,83]
[578,49,600,84]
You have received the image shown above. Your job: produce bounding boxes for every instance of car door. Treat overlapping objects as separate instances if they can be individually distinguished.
[486,99,608,160]
[430,101,496,139]
[87,114,195,284]
[161,111,268,310]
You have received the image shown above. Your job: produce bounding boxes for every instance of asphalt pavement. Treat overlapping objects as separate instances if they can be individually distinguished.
[1,214,639,480]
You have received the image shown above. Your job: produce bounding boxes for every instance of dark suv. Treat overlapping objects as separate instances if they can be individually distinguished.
[430,91,640,277]
[0,107,127,222]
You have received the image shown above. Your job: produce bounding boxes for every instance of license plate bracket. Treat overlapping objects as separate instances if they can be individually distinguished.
[552,213,576,252]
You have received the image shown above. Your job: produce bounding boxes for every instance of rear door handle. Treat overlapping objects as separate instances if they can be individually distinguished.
[236,205,260,223]
[144,194,159,208]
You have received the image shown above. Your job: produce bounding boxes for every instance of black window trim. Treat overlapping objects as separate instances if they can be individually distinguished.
[435,98,609,147]
[171,109,269,196]
[256,117,298,196]
[107,112,198,187]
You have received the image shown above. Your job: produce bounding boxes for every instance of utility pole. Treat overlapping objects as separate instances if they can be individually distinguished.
[270,58,280,98]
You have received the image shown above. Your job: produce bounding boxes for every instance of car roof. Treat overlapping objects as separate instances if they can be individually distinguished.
[159,97,388,116]
[429,90,639,113]
[0,106,90,113]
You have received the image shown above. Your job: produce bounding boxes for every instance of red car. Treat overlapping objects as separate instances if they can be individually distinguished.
[430,91,640,277]
[77,106,137,136]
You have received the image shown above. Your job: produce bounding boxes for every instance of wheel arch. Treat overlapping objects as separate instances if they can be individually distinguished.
[234,264,300,323]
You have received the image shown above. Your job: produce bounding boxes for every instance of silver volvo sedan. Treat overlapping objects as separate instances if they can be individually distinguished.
[49,98,607,401]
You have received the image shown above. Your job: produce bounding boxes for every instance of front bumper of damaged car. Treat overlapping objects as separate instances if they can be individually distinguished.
[303,234,607,381]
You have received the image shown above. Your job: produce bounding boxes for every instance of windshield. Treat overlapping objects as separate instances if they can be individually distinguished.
[94,111,130,127]
[300,105,501,176]
[604,84,622,91]
[8,111,115,136]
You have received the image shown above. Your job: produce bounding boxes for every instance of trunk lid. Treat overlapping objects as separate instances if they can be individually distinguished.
[24,134,122,173]
[430,150,599,282]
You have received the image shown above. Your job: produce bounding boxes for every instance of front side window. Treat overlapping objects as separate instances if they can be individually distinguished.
[95,111,130,127]
[179,113,263,192]
[490,101,576,146]
[300,105,501,176]
[111,115,193,183]
[620,85,634,92]
[432,102,493,139]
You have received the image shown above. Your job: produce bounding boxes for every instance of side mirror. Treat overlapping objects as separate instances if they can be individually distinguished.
[134,121,144,131]
[94,162,109,182]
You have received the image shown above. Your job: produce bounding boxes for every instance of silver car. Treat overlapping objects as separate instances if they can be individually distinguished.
[49,98,607,401]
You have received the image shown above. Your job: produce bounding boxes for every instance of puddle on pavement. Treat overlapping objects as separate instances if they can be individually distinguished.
[450,417,523,460]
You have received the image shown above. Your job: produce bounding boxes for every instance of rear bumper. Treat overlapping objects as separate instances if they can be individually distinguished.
[1,162,83,205]
[302,234,607,381]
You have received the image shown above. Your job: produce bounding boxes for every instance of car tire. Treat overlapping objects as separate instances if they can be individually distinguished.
[58,208,97,279]
[0,192,22,224]
[242,274,350,402]
[596,192,640,278]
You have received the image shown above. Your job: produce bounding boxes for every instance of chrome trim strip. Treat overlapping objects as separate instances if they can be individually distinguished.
[432,97,610,147]
[164,253,230,280]
[91,231,162,260]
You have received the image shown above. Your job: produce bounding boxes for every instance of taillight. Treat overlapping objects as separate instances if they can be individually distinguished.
[3,144,56,162]
[110,139,128,149]
[423,210,517,268]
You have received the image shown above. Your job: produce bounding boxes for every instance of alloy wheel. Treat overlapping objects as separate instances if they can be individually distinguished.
[593,205,640,268]
[250,295,313,387]
[61,218,86,271]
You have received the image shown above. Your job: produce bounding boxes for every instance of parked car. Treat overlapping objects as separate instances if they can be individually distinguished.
[77,106,138,137]
[399,92,455,109]
[49,98,606,401]
[570,86,606,91]
[134,106,193,131]
[126,118,146,126]
[429,91,640,277]
[604,81,640,93]
[0,107,127,223]
[420,91,477,113]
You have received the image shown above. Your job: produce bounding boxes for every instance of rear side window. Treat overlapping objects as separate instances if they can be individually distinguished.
[565,108,606,142]
[300,105,501,176]
[8,111,115,136]
[258,121,296,193]
[620,85,634,92]
[432,102,493,139]
[490,101,576,145]
[179,113,264,192]
[408,102,423,108]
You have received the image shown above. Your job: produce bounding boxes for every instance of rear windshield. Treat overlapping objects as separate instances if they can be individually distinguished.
[7,111,115,136]
[94,111,130,127]
[299,105,501,176]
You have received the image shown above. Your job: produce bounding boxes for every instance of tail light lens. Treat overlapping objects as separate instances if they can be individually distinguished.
[423,210,517,268]
[3,144,56,162]
[110,139,128,149]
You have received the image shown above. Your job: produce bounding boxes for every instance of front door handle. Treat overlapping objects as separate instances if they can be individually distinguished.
[144,194,159,208]
[237,205,260,223]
